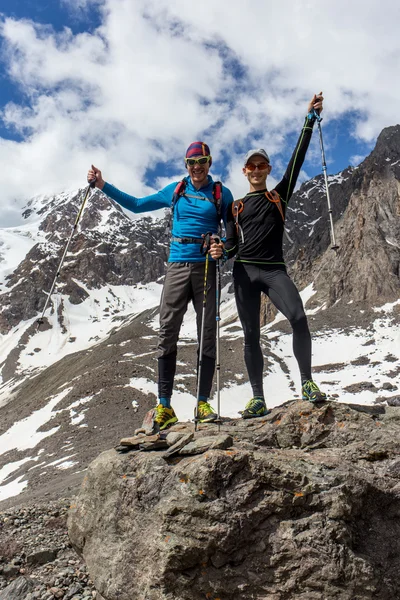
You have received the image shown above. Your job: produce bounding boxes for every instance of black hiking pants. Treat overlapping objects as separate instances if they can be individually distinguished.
[233,262,312,398]
[158,261,216,400]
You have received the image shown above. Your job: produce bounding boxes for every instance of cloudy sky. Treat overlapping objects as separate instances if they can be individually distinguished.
[0,0,399,224]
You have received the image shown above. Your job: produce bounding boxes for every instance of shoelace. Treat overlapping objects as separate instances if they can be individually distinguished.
[245,398,264,410]
[156,405,171,418]
[304,380,319,392]
[199,402,214,414]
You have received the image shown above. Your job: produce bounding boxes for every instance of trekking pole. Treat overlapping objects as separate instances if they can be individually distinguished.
[194,232,212,431]
[37,181,95,328]
[311,109,339,251]
[214,236,222,432]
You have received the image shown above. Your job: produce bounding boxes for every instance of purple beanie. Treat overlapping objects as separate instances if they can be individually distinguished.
[185,141,212,166]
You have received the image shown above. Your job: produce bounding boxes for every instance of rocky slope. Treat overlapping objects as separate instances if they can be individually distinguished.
[0,499,97,600]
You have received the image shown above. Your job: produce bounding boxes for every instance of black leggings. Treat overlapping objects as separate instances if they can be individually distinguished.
[233,263,311,398]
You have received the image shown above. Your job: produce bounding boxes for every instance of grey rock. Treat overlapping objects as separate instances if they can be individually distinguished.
[163,433,194,458]
[2,564,20,578]
[68,402,400,600]
[49,588,64,599]
[178,434,233,455]
[381,382,397,390]
[0,576,34,600]
[165,432,187,447]
[387,396,400,407]
[139,439,169,452]
[65,585,83,599]
[27,548,58,565]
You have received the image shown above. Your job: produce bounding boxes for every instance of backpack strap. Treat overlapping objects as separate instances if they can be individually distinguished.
[265,190,285,221]
[212,181,223,235]
[232,199,245,243]
[232,190,284,244]
[167,179,187,232]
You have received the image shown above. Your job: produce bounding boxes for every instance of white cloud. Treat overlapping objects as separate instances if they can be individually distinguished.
[0,0,399,220]
[349,154,367,167]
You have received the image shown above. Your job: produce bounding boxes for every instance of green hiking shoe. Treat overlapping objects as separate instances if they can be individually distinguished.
[154,404,178,430]
[240,397,270,419]
[197,401,218,423]
[302,380,327,403]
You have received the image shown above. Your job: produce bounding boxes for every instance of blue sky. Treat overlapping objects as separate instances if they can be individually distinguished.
[0,0,399,224]
[0,0,102,139]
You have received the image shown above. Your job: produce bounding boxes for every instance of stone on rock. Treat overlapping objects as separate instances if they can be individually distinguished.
[163,433,194,459]
[178,434,233,455]
[134,408,158,436]
[165,431,188,447]
[120,433,160,447]
[139,439,169,451]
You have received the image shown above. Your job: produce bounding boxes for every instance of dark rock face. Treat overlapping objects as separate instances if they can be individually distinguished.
[260,125,400,323]
[68,401,400,600]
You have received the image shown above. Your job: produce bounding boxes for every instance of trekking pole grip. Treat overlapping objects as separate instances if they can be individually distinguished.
[201,232,213,255]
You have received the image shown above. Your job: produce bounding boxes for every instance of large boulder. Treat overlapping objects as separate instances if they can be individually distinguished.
[68,401,400,600]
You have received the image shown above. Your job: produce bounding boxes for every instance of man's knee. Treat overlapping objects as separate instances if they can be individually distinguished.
[158,336,178,357]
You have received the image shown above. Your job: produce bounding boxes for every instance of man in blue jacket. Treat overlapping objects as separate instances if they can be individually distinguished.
[88,142,233,430]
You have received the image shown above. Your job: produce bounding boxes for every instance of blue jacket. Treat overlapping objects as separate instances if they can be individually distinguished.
[102,176,234,262]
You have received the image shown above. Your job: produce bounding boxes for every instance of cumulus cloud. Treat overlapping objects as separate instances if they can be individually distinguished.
[0,0,399,222]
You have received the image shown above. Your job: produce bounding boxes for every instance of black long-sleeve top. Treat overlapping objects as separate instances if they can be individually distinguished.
[225,115,316,268]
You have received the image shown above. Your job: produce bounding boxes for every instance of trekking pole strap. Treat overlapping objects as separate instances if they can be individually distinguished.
[308,108,323,123]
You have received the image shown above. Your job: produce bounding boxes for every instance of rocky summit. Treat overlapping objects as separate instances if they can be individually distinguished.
[68,400,400,600]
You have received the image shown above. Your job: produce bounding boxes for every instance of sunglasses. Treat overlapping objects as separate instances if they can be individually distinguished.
[185,156,211,166]
[245,162,270,172]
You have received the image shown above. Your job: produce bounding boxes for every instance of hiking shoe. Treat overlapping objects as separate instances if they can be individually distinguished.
[241,398,270,419]
[197,401,218,423]
[302,380,327,403]
[154,404,178,430]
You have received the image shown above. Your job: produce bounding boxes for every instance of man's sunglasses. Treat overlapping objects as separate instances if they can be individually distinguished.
[245,162,270,172]
[185,156,211,166]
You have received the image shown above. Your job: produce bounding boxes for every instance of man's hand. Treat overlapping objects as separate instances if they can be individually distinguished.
[209,237,224,259]
[87,165,105,190]
[308,92,324,115]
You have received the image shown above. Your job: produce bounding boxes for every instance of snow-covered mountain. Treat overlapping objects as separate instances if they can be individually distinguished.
[0,189,168,383]
[0,125,399,507]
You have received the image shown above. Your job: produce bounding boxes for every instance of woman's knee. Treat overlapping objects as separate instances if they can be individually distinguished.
[243,326,261,347]
[290,313,309,333]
